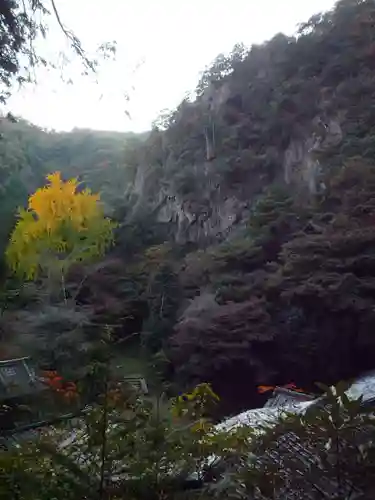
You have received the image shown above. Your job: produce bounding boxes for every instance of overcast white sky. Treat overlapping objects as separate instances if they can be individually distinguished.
[6,0,338,133]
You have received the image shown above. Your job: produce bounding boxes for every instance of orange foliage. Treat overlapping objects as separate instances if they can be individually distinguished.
[257,385,275,394]
[257,382,306,394]
[42,370,78,401]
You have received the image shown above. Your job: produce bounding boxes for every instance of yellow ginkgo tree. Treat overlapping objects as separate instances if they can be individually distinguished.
[6,172,116,295]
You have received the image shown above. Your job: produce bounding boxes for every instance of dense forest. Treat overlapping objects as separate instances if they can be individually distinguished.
[2,0,375,419]
[3,0,375,498]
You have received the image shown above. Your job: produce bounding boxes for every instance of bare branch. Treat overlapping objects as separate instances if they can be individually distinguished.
[50,0,96,73]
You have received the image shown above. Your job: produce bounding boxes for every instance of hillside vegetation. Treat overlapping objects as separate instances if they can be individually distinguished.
[2,0,375,416]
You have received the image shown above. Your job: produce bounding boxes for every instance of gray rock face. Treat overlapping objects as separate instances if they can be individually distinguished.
[155,192,243,244]
[284,136,322,195]
[200,82,232,113]
[284,116,343,195]
[180,291,219,321]
[128,107,343,245]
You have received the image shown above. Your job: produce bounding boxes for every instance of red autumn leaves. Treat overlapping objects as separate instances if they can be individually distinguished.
[258,382,305,394]
[42,370,307,402]
[41,370,78,401]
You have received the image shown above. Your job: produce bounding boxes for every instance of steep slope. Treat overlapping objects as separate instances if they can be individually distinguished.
[3,0,375,417]
[110,0,375,414]
[128,0,375,244]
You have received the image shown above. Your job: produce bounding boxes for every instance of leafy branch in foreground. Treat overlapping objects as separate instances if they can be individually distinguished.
[0,0,117,103]
[220,383,375,500]
[2,376,375,500]
[0,361,253,500]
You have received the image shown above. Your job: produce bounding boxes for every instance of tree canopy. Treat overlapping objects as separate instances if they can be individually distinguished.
[2,0,375,417]
[6,172,116,280]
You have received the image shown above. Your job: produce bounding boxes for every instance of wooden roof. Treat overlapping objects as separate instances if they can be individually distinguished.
[0,357,44,400]
[123,375,148,395]
[219,376,375,499]
[263,387,315,409]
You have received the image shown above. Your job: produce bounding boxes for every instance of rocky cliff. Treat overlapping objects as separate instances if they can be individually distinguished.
[126,0,374,245]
